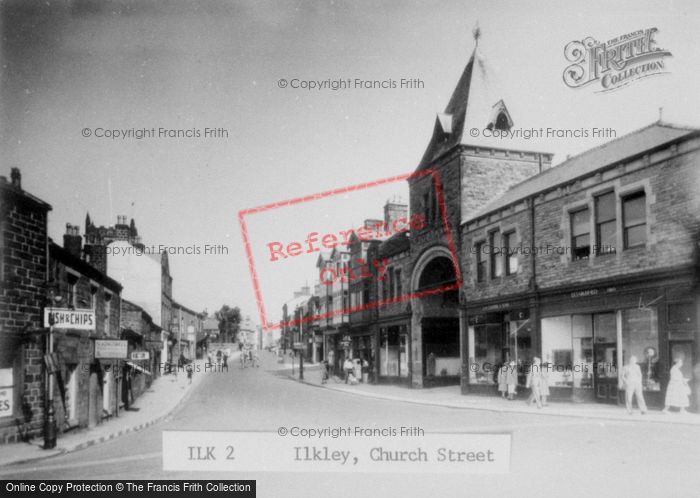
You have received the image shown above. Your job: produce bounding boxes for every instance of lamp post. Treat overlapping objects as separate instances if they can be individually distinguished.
[44,292,62,450]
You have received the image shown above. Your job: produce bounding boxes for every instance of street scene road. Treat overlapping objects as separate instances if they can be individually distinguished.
[3,352,699,498]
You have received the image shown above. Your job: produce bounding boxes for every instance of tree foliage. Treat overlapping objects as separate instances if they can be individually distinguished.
[215,305,241,343]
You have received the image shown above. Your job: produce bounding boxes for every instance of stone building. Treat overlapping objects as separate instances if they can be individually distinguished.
[376,229,412,384]
[0,169,52,444]
[120,299,161,401]
[171,301,204,362]
[406,38,552,388]
[47,236,123,429]
[461,122,700,409]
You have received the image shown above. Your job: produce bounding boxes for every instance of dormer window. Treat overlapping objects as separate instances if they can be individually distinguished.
[486,100,513,132]
[495,112,509,131]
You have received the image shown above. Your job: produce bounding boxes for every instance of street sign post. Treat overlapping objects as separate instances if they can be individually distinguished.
[95,340,128,359]
[43,308,96,330]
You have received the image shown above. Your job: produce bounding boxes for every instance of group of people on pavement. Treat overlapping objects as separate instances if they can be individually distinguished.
[497,357,551,408]
[496,354,693,414]
[624,355,691,415]
[320,353,369,385]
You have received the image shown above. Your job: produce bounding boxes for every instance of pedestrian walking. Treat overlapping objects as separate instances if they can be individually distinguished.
[506,360,518,400]
[321,360,329,384]
[187,364,193,384]
[540,359,550,406]
[622,355,647,414]
[526,357,544,409]
[327,350,335,378]
[497,362,508,399]
[663,356,691,414]
[343,357,354,384]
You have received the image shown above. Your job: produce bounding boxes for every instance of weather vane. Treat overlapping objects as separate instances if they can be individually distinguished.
[473,22,481,47]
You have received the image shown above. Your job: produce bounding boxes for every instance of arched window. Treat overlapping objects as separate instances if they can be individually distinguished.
[495,112,510,131]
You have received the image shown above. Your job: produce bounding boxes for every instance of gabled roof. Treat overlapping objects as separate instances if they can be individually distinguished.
[468,121,699,221]
[315,251,331,268]
[417,40,550,170]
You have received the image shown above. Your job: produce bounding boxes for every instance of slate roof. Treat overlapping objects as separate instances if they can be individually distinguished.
[468,121,698,221]
[418,43,550,170]
[378,231,410,257]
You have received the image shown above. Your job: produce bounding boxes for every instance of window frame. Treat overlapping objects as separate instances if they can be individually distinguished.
[489,230,503,279]
[594,191,617,255]
[570,207,591,261]
[622,190,647,250]
[475,241,486,283]
[503,230,518,276]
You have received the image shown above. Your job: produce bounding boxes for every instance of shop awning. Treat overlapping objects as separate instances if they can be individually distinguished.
[126,361,152,375]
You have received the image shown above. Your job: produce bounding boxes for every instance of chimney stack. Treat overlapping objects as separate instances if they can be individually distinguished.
[10,168,21,189]
[384,199,408,228]
[63,223,83,258]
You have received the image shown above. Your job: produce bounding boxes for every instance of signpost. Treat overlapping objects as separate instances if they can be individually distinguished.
[95,340,128,359]
[130,351,150,361]
[43,308,96,330]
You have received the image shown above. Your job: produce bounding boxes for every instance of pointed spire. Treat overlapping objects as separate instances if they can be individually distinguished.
[85,212,92,231]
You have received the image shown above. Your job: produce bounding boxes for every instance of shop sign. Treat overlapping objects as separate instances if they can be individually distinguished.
[293,342,304,350]
[44,308,96,330]
[0,388,12,416]
[0,369,12,416]
[571,289,599,298]
[95,340,128,359]
[130,351,150,361]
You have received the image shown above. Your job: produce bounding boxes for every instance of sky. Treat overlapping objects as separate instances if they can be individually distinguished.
[2,0,699,328]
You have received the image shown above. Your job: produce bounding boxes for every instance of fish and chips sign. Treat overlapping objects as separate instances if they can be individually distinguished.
[44,308,96,330]
[563,27,672,92]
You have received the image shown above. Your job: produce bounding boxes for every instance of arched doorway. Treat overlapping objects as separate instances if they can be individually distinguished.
[410,246,461,388]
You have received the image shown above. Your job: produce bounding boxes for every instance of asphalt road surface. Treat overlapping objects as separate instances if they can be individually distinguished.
[3,352,699,498]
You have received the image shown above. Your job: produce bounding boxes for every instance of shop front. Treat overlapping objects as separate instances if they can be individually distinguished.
[538,276,698,408]
[53,330,101,430]
[465,299,534,395]
[378,323,410,385]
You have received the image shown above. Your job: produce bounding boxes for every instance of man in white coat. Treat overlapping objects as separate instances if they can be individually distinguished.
[622,355,647,415]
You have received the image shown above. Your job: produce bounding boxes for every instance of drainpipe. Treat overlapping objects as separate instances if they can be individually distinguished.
[529,194,540,355]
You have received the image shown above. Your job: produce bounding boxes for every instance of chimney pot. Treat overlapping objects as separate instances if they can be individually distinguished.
[63,222,83,258]
[10,168,21,188]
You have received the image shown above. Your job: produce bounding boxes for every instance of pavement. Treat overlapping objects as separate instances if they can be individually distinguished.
[0,358,209,468]
[276,355,700,426]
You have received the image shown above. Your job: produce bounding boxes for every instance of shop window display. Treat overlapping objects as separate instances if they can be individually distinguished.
[622,307,660,391]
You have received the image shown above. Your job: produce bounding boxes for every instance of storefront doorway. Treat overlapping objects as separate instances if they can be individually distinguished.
[422,317,460,386]
[379,325,409,380]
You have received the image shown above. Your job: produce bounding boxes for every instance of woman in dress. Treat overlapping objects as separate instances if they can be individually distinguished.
[662,357,691,414]
[526,357,543,409]
[497,362,508,399]
[505,360,518,401]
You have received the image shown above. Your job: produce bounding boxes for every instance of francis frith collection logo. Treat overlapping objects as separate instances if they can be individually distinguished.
[563,28,672,92]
